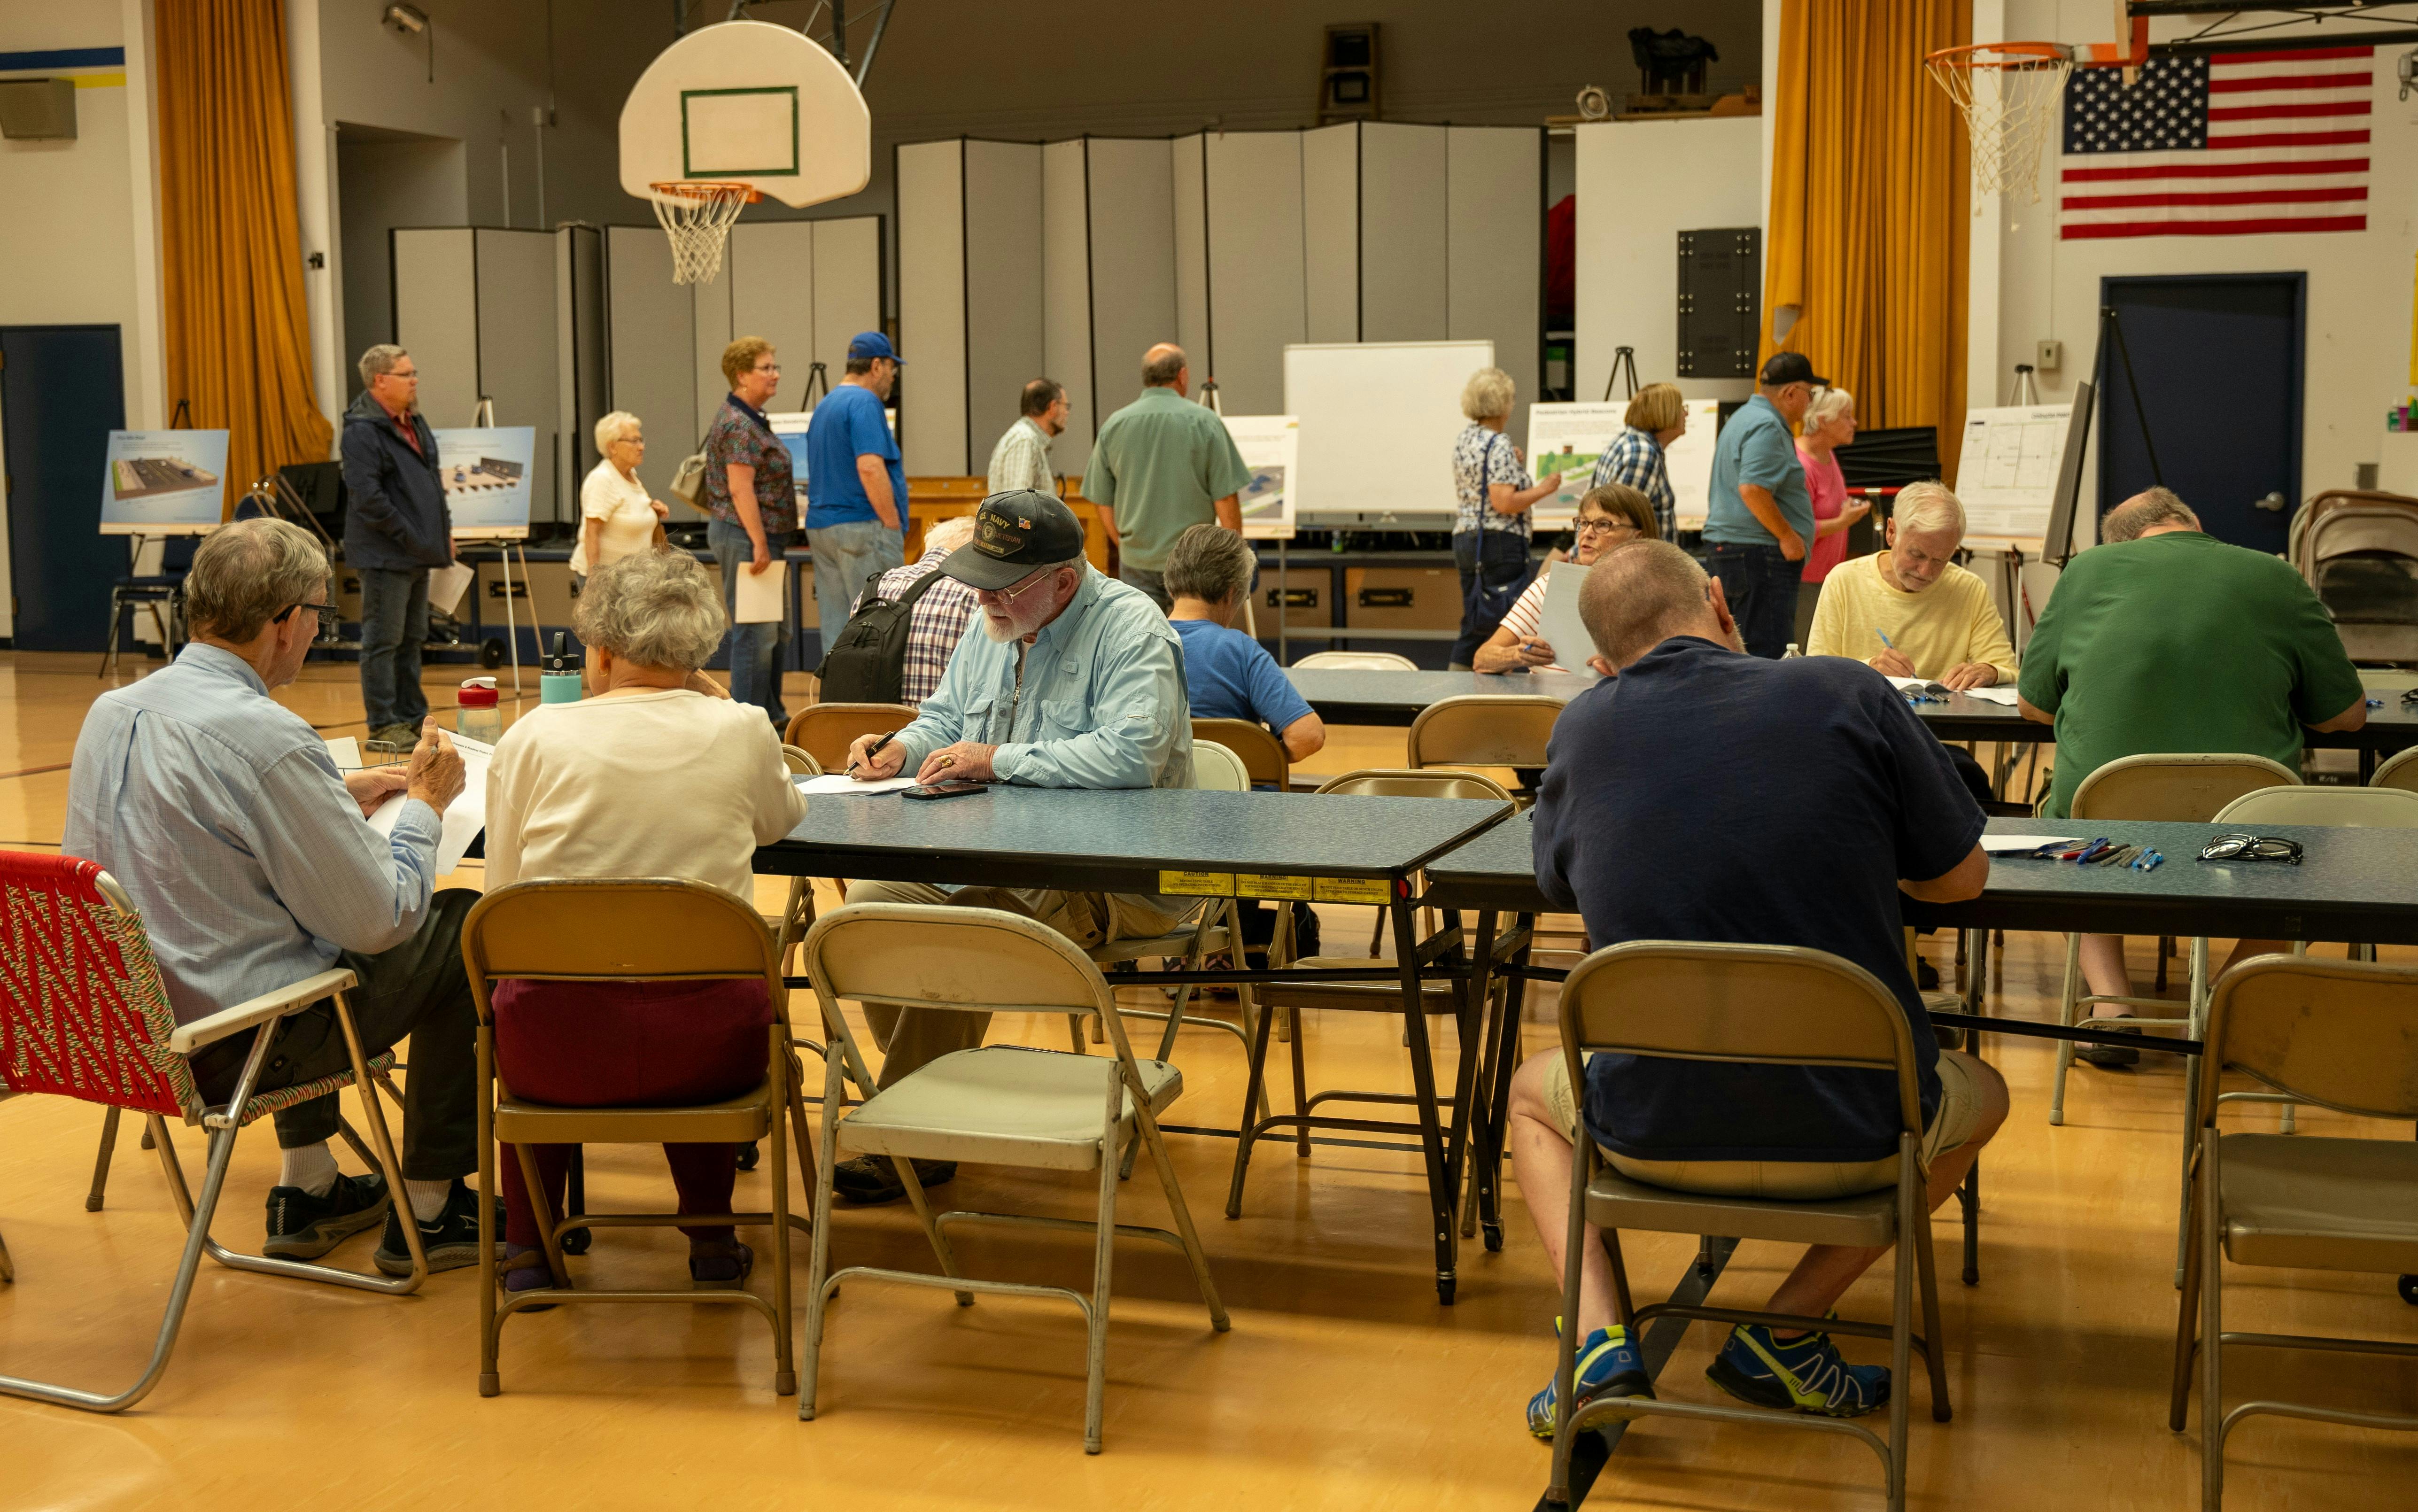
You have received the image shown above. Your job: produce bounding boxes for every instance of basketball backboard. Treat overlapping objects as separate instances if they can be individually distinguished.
[618,20,870,209]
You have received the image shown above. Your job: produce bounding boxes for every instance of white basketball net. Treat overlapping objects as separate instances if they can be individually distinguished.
[650,182,752,285]
[1926,47,2075,206]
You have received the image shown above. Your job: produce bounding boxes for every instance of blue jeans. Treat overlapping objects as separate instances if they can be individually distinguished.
[807,517,904,663]
[1450,529,1535,667]
[356,566,430,730]
[1705,539,1799,659]
[708,518,793,724]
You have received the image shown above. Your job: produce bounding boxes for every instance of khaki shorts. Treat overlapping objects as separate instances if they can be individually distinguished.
[1542,1048,1987,1201]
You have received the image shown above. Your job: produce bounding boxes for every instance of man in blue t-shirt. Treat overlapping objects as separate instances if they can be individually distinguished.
[1705,351,1822,659]
[1508,538,2004,1437]
[806,332,910,661]
[1161,524,1325,762]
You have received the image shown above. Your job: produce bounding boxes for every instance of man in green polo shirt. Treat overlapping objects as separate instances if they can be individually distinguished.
[2018,486,2366,1059]
[1083,343,1250,610]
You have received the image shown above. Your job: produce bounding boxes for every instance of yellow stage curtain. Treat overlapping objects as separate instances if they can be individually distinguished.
[157,0,330,501]
[1763,0,1969,478]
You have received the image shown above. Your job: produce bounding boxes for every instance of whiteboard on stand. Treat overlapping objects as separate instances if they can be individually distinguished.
[1954,404,2070,552]
[1283,341,1492,523]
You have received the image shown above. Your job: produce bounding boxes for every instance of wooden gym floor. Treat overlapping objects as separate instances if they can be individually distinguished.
[1,650,2412,1510]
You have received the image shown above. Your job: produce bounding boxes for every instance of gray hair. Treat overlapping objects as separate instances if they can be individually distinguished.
[1803,385,1855,433]
[1461,366,1516,422]
[571,549,727,672]
[1162,523,1257,604]
[923,514,977,555]
[2102,486,2199,543]
[357,344,409,388]
[594,410,642,454]
[1579,539,1713,670]
[1894,479,1965,539]
[186,518,329,642]
[1142,345,1187,387]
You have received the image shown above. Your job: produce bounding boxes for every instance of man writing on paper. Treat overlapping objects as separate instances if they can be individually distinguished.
[1806,481,2020,690]
[1704,352,1823,659]
[341,344,451,752]
[987,377,1069,495]
[1506,538,2004,1431]
[1083,343,1250,611]
[63,518,490,1277]
[837,488,1194,1203]
[2017,486,2365,1064]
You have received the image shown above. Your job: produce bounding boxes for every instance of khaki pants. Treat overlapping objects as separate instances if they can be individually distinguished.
[840,879,1194,1087]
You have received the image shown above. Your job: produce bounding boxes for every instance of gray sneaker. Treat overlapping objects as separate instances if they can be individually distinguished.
[264,1172,390,1259]
[364,721,419,752]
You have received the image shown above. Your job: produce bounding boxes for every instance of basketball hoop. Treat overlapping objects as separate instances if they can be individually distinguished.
[649,180,760,285]
[1925,42,2076,206]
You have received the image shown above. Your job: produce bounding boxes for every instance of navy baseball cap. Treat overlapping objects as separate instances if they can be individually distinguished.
[941,490,1087,591]
[848,331,903,364]
[1758,351,1828,387]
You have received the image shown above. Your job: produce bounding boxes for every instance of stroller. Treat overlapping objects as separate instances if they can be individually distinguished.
[2291,488,2418,666]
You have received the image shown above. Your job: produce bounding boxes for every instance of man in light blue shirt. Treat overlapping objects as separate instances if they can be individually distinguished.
[805,331,908,660]
[63,518,489,1276]
[835,489,1194,1202]
[1705,351,1823,659]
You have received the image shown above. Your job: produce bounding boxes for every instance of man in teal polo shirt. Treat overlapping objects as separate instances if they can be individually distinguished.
[1705,352,1822,658]
[1082,342,1251,610]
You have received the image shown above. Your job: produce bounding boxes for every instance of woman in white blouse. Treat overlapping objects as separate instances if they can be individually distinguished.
[577,411,670,576]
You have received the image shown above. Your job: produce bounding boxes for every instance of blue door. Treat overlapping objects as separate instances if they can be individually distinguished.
[3,326,125,651]
[2098,274,2303,554]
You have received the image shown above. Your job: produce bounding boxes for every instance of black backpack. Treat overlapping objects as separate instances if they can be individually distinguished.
[814,565,950,703]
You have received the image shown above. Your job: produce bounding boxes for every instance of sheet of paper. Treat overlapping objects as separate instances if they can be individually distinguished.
[734,560,786,624]
[427,560,475,616]
[1534,561,1592,671]
[795,773,918,796]
[1980,834,2081,854]
[358,731,490,873]
[324,736,362,771]
[1958,685,2021,706]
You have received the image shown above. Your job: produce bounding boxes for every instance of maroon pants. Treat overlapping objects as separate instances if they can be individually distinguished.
[492,977,773,1247]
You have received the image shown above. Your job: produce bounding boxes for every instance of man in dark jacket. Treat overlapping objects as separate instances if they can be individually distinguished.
[341,345,452,749]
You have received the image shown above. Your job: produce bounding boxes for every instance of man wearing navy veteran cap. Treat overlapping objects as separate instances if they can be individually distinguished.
[833,488,1197,1204]
[806,332,909,661]
[1705,350,1826,659]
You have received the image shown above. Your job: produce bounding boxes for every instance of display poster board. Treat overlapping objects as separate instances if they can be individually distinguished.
[1953,403,2072,550]
[435,426,537,539]
[1524,402,1624,527]
[1223,414,1299,540]
[1666,399,1723,531]
[769,411,813,502]
[99,430,229,535]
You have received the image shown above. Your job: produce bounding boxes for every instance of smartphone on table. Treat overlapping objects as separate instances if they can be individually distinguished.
[904,780,989,801]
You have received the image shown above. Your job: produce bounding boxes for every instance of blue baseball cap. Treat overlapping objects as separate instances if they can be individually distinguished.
[848,331,903,364]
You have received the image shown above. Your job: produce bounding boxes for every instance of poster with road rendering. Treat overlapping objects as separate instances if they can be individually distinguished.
[100,430,229,534]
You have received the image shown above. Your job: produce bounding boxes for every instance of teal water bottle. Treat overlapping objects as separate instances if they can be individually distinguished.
[540,632,582,705]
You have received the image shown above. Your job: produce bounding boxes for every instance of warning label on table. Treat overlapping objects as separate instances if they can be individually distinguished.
[1236,874,1315,900]
[1312,876,1393,905]
[1157,870,1235,897]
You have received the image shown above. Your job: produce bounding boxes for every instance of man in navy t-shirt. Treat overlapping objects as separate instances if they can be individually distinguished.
[1509,538,2004,1438]
[805,333,910,663]
[1161,524,1325,763]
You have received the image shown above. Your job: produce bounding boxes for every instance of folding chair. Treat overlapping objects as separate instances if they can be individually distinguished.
[784,701,914,772]
[798,903,1229,1452]
[461,877,812,1397]
[1407,692,1562,797]
[1292,650,1417,670]
[2170,954,2418,1509]
[1543,941,1951,1512]
[0,851,425,1413]
[1192,717,1289,790]
[2369,744,2418,795]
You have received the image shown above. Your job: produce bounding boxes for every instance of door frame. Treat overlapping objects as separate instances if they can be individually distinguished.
[2097,271,2305,534]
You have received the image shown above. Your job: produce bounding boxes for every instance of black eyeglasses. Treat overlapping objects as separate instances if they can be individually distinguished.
[2197,834,2303,865]
[275,601,341,644]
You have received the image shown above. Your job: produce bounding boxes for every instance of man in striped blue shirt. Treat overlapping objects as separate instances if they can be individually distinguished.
[64,519,489,1276]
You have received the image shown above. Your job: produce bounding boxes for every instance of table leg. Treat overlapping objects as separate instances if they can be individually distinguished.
[1391,892,1459,1304]
[1459,908,1501,1244]
[1442,910,1485,1250]
[1475,910,1533,1252]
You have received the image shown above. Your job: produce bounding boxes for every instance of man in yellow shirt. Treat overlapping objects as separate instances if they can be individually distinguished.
[1806,480,2018,690]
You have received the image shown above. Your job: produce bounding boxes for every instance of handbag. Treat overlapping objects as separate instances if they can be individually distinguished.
[669,450,708,507]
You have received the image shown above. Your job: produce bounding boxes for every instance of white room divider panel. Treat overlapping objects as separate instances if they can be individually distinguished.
[896,139,969,475]
[1447,126,1543,442]
[963,141,1045,485]
[689,250,735,445]
[727,220,817,426]
[603,226,695,482]
[1040,139,1093,477]
[1171,135,1211,384]
[1204,132,1307,417]
[1302,124,1359,345]
[1573,117,1760,404]
[1360,123,1449,343]
[556,225,606,511]
[390,228,479,429]
[809,218,883,397]
[472,230,560,523]
[1085,136,1178,439]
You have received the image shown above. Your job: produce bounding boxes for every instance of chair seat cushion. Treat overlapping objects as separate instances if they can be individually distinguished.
[1585,1166,1903,1248]
[2220,1132,2418,1273]
[1259,955,1462,1013]
[495,1078,775,1145]
[841,1046,1182,1171]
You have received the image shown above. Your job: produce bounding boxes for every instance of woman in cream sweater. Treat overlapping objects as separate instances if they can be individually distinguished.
[483,548,808,1296]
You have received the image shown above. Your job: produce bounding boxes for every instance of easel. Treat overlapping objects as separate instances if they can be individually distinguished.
[457,397,531,699]
[796,361,830,408]
[1599,345,1640,403]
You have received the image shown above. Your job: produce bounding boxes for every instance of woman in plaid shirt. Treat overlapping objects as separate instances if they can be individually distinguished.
[1588,381,1689,542]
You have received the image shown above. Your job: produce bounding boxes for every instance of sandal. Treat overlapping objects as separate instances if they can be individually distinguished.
[689,1239,755,1290]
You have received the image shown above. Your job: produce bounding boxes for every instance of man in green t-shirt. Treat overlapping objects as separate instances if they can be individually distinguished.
[1082,343,1251,610]
[2017,487,2367,1060]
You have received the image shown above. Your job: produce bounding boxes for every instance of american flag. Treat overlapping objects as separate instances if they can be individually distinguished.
[2059,46,2373,240]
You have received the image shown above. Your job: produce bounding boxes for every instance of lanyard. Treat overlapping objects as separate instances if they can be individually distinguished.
[1002,640,1028,746]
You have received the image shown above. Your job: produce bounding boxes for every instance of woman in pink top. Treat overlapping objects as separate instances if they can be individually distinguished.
[1794,386,1871,647]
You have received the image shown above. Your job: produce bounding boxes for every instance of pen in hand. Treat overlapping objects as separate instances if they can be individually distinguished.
[847,731,895,778]
[1875,628,1894,650]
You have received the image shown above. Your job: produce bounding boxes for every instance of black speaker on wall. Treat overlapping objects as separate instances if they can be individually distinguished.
[1319,23,1380,124]
[1676,227,1760,380]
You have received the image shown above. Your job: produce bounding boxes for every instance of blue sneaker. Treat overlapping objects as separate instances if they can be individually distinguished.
[1526,1321,1653,1439]
[1706,1321,1890,1418]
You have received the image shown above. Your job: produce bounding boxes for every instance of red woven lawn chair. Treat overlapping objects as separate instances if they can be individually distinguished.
[0,850,429,1412]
